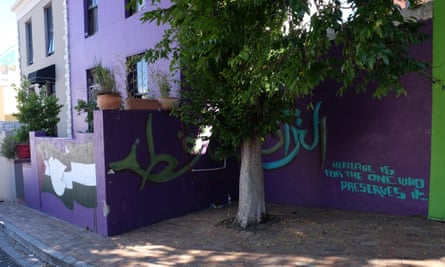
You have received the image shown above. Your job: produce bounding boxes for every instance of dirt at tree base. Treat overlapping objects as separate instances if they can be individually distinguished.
[159,202,445,261]
[218,214,282,232]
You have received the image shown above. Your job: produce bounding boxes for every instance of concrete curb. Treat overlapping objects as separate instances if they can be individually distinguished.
[0,218,94,267]
[0,230,36,267]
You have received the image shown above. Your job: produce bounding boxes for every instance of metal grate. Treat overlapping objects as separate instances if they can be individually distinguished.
[0,121,21,132]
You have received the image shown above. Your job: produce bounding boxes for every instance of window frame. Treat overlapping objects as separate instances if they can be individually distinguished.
[127,54,149,98]
[25,20,34,65]
[85,0,98,37]
[125,0,146,18]
[87,67,99,100]
[44,4,55,56]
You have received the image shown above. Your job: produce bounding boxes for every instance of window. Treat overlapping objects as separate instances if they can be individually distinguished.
[127,55,148,97]
[85,0,98,37]
[85,68,97,132]
[87,68,99,99]
[125,0,145,18]
[25,21,33,65]
[45,82,55,96]
[45,5,54,55]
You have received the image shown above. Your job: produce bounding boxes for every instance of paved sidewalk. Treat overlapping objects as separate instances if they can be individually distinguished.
[0,200,445,267]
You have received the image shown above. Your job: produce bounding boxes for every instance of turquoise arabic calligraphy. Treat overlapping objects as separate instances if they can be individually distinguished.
[109,114,202,189]
[262,101,326,170]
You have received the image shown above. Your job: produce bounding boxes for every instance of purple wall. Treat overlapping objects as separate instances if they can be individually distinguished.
[95,110,239,236]
[264,20,432,216]
[24,111,238,236]
[24,132,98,231]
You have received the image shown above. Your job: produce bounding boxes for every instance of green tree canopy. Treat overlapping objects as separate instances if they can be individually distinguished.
[132,0,429,227]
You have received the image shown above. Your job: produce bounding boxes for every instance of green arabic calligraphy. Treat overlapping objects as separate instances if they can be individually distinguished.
[109,114,202,189]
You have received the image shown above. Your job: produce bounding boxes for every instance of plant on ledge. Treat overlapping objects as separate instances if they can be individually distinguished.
[93,61,122,110]
[152,69,178,111]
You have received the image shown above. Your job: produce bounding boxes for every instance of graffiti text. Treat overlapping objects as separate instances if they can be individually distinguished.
[325,161,427,201]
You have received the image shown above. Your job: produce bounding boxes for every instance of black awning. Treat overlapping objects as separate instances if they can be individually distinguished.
[27,64,56,84]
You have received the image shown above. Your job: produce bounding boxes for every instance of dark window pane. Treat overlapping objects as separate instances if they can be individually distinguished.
[86,0,98,36]
[127,54,149,97]
[45,6,54,55]
[25,21,33,65]
[125,0,145,18]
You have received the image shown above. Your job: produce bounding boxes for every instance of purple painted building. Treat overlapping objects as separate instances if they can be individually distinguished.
[69,0,178,134]
[20,0,239,236]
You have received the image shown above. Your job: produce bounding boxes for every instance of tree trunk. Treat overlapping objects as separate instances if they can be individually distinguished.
[235,135,267,227]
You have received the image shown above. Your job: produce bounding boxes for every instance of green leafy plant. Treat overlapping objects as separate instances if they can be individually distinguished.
[93,61,121,96]
[13,78,63,143]
[151,69,171,98]
[0,135,19,160]
[75,99,96,133]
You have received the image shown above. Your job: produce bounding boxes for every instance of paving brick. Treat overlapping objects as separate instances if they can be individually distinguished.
[1,201,445,266]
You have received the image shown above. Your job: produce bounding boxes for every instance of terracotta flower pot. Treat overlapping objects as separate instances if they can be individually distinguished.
[124,98,160,110]
[158,97,179,111]
[96,94,122,110]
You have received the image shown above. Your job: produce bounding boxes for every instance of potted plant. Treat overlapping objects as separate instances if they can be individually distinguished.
[124,91,160,110]
[14,127,31,159]
[13,78,63,159]
[93,61,122,110]
[152,69,178,111]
